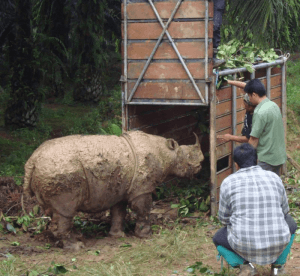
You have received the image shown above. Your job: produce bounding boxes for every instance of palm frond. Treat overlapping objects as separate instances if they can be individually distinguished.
[224,0,300,48]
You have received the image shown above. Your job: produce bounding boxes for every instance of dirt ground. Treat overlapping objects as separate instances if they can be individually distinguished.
[0,178,300,276]
[0,218,300,275]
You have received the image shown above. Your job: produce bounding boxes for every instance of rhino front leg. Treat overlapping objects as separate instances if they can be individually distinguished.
[109,201,127,237]
[130,193,152,238]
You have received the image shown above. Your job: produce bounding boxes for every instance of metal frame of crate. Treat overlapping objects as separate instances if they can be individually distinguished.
[210,57,288,215]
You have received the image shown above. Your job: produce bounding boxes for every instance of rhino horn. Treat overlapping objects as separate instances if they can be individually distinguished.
[193,132,200,147]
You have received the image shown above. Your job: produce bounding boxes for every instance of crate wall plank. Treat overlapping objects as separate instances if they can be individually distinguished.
[216,110,245,131]
[128,61,213,80]
[128,81,206,100]
[273,98,282,108]
[271,75,282,87]
[217,168,232,187]
[123,1,214,20]
[216,97,244,117]
[124,22,213,40]
[217,142,232,159]
[125,41,213,60]
[271,86,281,99]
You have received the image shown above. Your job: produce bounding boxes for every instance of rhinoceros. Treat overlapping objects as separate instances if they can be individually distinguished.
[23,131,204,240]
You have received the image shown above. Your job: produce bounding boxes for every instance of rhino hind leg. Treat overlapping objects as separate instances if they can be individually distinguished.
[109,201,127,237]
[130,193,152,238]
[50,211,73,238]
[47,192,81,240]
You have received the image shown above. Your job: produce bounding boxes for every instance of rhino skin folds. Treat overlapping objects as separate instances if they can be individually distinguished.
[23,131,204,243]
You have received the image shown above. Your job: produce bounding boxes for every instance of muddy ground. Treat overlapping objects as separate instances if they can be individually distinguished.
[1,178,300,276]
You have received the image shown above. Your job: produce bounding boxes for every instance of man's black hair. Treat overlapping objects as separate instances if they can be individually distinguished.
[244,79,266,97]
[233,143,257,168]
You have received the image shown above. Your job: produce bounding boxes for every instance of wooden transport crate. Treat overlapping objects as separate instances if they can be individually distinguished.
[121,0,288,216]
[121,0,214,106]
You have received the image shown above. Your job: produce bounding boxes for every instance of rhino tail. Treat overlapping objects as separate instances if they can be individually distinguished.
[23,159,35,197]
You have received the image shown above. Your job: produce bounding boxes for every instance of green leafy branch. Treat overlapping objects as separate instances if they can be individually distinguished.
[217,39,279,73]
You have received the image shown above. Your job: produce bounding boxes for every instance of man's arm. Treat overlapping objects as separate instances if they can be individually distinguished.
[218,183,231,225]
[248,136,259,148]
[281,185,290,216]
[217,134,249,143]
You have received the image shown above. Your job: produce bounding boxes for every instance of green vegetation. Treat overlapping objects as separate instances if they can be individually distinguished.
[286,56,300,167]
[0,224,235,276]
[0,86,122,179]
[222,0,300,50]
[216,40,279,73]
[0,0,121,127]
[287,57,300,112]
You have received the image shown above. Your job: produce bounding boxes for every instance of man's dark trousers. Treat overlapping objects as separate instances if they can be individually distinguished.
[213,0,225,50]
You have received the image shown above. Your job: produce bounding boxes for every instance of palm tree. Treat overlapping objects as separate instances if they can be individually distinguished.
[224,0,300,49]
[1,0,42,127]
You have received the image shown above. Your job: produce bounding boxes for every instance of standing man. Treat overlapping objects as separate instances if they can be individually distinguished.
[245,79,286,175]
[213,143,297,276]
[217,93,256,143]
[213,0,226,68]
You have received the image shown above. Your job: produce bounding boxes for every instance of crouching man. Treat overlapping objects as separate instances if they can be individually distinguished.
[213,143,297,276]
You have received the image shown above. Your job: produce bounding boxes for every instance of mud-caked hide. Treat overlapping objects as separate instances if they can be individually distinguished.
[23,131,204,239]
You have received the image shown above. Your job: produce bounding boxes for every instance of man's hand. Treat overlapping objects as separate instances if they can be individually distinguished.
[217,134,232,142]
[249,136,259,148]
[217,134,249,143]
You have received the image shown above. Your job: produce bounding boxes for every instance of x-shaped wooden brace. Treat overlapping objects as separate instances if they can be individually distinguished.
[127,0,205,103]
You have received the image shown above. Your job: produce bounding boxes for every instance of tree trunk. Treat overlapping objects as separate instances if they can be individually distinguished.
[5,0,42,128]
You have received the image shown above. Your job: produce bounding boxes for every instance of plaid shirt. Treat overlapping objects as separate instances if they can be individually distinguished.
[219,165,291,265]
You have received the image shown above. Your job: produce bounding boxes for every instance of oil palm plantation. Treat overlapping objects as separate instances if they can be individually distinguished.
[1,0,42,127]
[0,0,299,127]
[224,0,300,49]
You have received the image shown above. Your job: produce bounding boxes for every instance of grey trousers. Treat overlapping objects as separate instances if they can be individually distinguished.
[258,161,283,176]
[213,214,297,263]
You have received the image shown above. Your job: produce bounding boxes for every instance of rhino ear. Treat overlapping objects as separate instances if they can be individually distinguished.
[166,139,179,150]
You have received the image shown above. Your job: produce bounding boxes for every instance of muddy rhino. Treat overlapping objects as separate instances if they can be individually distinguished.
[23,131,204,240]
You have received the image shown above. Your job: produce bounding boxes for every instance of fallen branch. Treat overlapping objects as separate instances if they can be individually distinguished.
[287,153,300,171]
[5,203,21,215]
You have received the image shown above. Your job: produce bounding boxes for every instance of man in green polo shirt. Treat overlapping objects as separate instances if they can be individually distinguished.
[245,79,286,175]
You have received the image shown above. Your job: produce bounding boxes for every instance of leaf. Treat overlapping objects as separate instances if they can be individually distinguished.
[29,270,39,276]
[6,223,16,234]
[108,124,122,136]
[33,205,40,215]
[245,64,254,73]
[120,244,132,248]
[171,204,180,209]
[54,264,68,274]
[199,201,209,212]
[94,250,101,255]
[205,196,210,205]
[200,267,208,273]
[295,235,300,243]
[187,267,194,273]
[22,224,28,232]
[11,241,20,246]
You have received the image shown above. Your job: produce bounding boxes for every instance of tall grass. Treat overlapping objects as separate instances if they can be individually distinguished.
[286,56,300,166]
[287,57,300,113]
